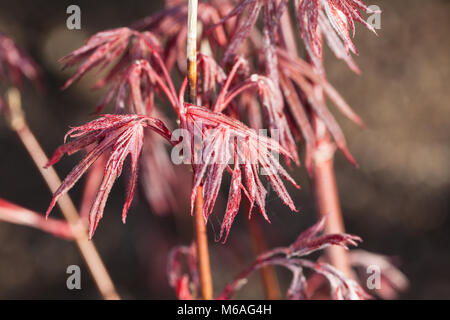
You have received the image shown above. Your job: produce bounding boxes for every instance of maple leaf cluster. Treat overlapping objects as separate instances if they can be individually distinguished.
[169,218,368,300]
[45,0,378,240]
[45,114,172,238]
[183,105,299,241]
[0,0,401,303]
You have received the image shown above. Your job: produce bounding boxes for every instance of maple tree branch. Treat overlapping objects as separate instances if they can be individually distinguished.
[187,0,214,300]
[187,0,198,106]
[278,7,353,278]
[247,217,281,300]
[5,88,120,300]
[312,118,353,278]
[194,185,214,300]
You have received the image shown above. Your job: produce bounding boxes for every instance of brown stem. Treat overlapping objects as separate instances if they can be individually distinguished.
[194,186,213,300]
[187,0,214,300]
[6,88,120,300]
[247,217,281,300]
[187,0,198,106]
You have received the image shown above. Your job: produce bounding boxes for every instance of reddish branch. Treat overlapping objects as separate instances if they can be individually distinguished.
[194,185,214,300]
[247,217,281,300]
[188,0,214,300]
[0,198,73,240]
[278,6,353,277]
[312,118,353,277]
[5,88,120,300]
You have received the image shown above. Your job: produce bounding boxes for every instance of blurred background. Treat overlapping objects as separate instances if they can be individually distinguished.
[0,0,448,299]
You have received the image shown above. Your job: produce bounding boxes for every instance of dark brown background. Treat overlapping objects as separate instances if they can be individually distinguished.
[0,0,448,299]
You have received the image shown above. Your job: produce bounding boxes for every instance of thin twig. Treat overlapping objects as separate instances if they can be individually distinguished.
[187,0,214,300]
[6,88,120,300]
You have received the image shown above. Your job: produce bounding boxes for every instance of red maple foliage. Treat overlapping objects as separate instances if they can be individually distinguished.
[60,28,160,88]
[168,218,367,300]
[167,244,198,300]
[207,0,378,71]
[0,0,407,303]
[0,32,40,110]
[218,217,367,300]
[47,0,376,247]
[296,0,379,72]
[183,105,299,241]
[45,114,172,238]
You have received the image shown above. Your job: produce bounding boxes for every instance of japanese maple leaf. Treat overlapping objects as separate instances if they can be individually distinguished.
[95,59,179,115]
[192,56,299,166]
[205,0,291,73]
[45,114,172,238]
[196,53,227,108]
[60,28,180,116]
[0,33,41,110]
[208,0,378,72]
[295,0,380,72]
[59,27,166,90]
[140,109,191,215]
[218,73,299,166]
[0,33,40,87]
[219,217,367,300]
[350,250,409,300]
[133,0,228,73]
[182,105,299,241]
[167,244,198,300]
[277,48,363,172]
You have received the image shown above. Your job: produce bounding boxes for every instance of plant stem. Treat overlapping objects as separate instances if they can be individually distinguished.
[6,88,120,300]
[187,0,198,105]
[247,217,281,300]
[278,7,353,277]
[194,186,213,300]
[312,118,353,278]
[187,0,214,300]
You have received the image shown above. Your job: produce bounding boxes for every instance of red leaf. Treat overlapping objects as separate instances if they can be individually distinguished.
[59,27,167,90]
[350,250,409,299]
[296,0,379,72]
[219,218,366,300]
[277,49,363,169]
[0,32,41,90]
[45,114,172,238]
[167,244,198,300]
[183,105,299,241]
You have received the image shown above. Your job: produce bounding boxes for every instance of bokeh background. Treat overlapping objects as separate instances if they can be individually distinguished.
[0,0,448,299]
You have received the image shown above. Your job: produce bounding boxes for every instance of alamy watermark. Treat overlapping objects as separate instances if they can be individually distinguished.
[366,264,381,290]
[66,265,81,290]
[367,5,382,30]
[66,5,81,30]
[169,125,282,176]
